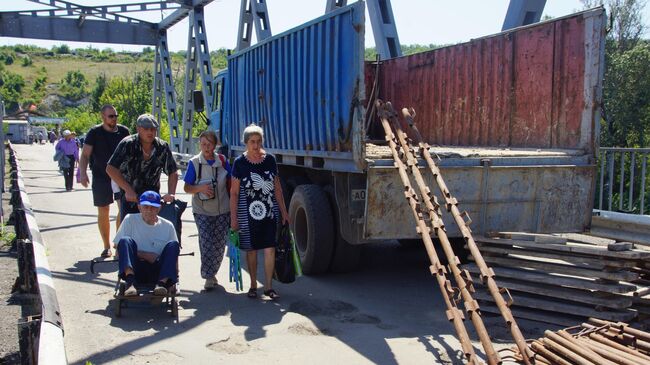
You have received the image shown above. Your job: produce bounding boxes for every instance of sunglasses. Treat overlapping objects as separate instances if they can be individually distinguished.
[107,114,118,119]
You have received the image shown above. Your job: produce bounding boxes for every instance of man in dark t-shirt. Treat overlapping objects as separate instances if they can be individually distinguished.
[79,104,130,258]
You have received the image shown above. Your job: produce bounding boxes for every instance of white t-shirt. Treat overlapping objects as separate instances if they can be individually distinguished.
[113,213,178,256]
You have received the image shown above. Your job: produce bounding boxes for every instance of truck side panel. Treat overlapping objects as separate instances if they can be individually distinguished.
[367,9,604,153]
[224,3,365,171]
[365,163,595,238]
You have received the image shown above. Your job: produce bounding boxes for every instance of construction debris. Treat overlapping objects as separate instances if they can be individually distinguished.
[510,318,650,364]
[465,232,650,326]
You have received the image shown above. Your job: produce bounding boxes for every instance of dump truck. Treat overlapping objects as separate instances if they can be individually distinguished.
[204,2,605,273]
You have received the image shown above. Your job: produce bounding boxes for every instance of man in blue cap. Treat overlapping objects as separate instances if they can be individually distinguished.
[114,191,180,296]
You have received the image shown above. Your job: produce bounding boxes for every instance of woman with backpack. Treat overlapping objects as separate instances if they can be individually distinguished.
[183,130,231,290]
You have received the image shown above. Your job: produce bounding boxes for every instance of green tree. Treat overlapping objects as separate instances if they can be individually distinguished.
[60,70,88,100]
[62,106,99,135]
[99,70,153,132]
[0,71,25,112]
[90,73,107,111]
[582,0,650,147]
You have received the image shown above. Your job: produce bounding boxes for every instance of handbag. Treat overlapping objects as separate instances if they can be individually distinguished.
[274,225,296,283]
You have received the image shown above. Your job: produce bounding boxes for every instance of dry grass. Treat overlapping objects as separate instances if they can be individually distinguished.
[6,55,151,88]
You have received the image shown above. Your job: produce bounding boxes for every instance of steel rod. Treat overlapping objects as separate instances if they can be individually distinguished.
[541,337,593,365]
[577,337,640,365]
[588,333,650,363]
[554,330,615,365]
[530,340,572,365]
[641,155,647,215]
[402,107,533,364]
[620,152,625,211]
[629,152,636,211]
[608,151,615,211]
[599,150,606,210]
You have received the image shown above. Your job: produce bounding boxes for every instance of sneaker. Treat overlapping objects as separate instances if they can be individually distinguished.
[204,277,217,290]
[124,284,137,297]
[153,284,168,296]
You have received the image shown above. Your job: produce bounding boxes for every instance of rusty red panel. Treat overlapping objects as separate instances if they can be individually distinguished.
[366,10,603,150]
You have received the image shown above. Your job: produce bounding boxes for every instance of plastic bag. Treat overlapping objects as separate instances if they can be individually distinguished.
[228,229,243,291]
[274,225,297,283]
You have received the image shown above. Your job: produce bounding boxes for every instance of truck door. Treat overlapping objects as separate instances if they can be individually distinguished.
[210,71,227,147]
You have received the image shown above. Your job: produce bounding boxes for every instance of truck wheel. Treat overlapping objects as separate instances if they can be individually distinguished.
[323,185,361,273]
[289,185,334,274]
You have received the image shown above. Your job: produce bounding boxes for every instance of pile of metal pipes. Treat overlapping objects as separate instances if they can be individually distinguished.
[517,318,650,364]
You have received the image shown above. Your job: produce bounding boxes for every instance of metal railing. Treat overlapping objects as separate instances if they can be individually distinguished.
[597,147,650,215]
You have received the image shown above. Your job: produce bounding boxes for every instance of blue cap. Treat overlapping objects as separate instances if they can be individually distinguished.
[139,191,161,208]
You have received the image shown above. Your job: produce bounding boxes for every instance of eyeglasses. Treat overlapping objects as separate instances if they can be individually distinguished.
[107,114,118,119]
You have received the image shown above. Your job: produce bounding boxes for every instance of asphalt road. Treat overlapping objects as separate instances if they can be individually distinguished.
[13,143,544,365]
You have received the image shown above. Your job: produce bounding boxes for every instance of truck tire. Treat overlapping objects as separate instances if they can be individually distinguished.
[289,185,334,274]
[323,185,361,273]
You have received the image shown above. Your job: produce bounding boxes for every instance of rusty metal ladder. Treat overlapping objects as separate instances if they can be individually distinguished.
[376,100,534,365]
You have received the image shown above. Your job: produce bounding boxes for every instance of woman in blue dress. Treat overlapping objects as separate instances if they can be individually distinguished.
[230,124,290,300]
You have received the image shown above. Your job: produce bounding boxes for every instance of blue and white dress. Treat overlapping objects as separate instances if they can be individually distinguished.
[232,153,279,251]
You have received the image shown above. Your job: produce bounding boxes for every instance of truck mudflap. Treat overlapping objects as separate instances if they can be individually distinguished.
[364,161,595,239]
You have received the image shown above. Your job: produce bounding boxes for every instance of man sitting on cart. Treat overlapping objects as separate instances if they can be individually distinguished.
[114,191,179,296]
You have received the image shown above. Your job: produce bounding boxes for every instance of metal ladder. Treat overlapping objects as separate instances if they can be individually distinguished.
[376,100,534,365]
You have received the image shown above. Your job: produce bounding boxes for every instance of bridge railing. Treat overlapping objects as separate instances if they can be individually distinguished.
[597,147,650,215]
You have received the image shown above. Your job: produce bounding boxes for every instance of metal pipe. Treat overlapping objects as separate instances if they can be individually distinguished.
[530,340,572,365]
[629,152,636,211]
[608,151,614,211]
[641,155,647,215]
[541,337,594,365]
[583,337,648,365]
[588,333,650,363]
[599,150,606,210]
[402,107,533,363]
[588,318,650,343]
[382,102,500,365]
[577,337,641,365]
[375,101,481,365]
[620,152,626,211]
[553,330,615,365]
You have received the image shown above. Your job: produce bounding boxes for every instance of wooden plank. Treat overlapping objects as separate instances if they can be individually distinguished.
[473,291,637,322]
[471,255,639,281]
[479,303,580,327]
[488,231,568,244]
[476,236,650,260]
[464,264,637,294]
[469,275,633,309]
[472,245,636,269]
[554,233,615,246]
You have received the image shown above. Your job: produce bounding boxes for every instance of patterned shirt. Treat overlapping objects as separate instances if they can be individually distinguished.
[107,134,178,195]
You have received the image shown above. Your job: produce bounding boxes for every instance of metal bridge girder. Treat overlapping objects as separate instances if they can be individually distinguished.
[179,6,215,154]
[325,0,347,13]
[153,32,182,152]
[502,0,547,31]
[0,12,157,45]
[236,0,272,52]
[366,0,401,59]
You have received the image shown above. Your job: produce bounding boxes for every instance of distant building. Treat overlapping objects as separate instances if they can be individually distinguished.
[5,119,31,144]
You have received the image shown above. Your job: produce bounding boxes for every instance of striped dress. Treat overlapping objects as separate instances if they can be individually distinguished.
[232,154,279,251]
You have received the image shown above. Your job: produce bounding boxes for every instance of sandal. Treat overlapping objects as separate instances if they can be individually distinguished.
[264,289,280,300]
[247,288,258,298]
[100,249,112,258]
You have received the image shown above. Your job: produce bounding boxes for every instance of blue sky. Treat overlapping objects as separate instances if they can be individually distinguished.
[2,0,649,51]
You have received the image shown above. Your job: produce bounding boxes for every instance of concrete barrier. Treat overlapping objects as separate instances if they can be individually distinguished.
[7,143,67,365]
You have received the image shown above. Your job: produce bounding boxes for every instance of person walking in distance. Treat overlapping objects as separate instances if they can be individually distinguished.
[106,113,178,220]
[55,130,79,192]
[230,124,290,300]
[78,105,130,258]
[183,131,231,290]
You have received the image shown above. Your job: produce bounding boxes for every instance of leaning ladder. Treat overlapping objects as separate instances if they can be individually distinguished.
[376,100,534,365]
